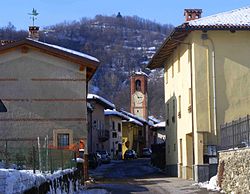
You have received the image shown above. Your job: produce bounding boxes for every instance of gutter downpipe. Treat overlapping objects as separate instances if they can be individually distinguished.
[211,47,217,136]
[204,36,217,137]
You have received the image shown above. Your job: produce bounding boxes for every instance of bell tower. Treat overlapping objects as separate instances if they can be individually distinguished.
[130,71,148,119]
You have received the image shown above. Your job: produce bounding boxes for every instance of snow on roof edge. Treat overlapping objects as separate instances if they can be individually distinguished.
[87,94,115,109]
[26,38,100,63]
[104,109,130,120]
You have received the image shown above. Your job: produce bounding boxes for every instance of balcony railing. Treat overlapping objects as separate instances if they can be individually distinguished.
[98,130,110,142]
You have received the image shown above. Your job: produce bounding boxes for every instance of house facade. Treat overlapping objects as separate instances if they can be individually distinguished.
[104,109,129,159]
[121,117,143,158]
[87,94,115,153]
[0,38,99,148]
[148,7,250,181]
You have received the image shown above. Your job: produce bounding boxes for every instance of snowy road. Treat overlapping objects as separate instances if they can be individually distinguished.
[87,158,219,194]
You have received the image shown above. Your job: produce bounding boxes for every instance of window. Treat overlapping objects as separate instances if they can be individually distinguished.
[173,99,175,116]
[174,143,176,151]
[189,88,192,105]
[178,54,180,73]
[112,121,115,130]
[188,88,192,113]
[57,133,69,147]
[178,95,181,112]
[118,123,121,132]
[53,129,73,148]
[112,132,117,138]
[135,80,141,91]
[178,95,181,118]
[166,103,169,126]
[172,64,174,78]
[165,68,168,84]
[172,99,175,123]
[138,130,142,136]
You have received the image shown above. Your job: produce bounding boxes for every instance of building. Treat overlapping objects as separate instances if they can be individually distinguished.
[121,110,153,156]
[104,109,129,159]
[130,71,148,120]
[147,7,250,181]
[151,121,166,144]
[121,113,144,158]
[0,34,99,148]
[87,94,115,153]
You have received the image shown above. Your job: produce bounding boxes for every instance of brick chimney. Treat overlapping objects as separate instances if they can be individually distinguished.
[28,26,39,41]
[184,9,202,22]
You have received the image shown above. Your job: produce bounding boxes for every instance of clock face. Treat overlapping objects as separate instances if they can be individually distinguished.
[133,91,144,105]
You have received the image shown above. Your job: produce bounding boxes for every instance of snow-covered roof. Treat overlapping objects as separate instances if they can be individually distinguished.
[154,121,165,128]
[104,109,130,120]
[188,6,250,27]
[128,118,144,127]
[120,110,153,126]
[132,71,148,77]
[27,38,100,63]
[148,116,161,124]
[87,94,115,109]
[148,6,250,70]
[0,38,100,81]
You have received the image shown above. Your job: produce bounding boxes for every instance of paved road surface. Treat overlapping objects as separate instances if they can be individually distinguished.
[88,158,218,194]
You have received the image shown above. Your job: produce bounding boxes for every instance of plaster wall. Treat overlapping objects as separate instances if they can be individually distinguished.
[105,115,123,158]
[88,102,108,152]
[164,30,250,180]
[164,38,192,176]
[0,49,87,144]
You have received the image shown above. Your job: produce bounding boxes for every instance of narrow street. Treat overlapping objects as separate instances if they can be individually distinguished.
[88,159,218,194]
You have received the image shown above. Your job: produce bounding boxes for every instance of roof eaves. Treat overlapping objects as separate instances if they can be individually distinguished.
[147,28,189,70]
[0,39,100,81]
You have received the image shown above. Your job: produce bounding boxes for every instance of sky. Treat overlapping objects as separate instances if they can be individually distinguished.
[1,0,250,30]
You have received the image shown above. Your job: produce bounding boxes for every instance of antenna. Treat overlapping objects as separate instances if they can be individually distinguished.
[28,8,39,26]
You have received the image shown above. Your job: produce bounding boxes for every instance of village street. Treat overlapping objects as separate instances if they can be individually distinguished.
[87,159,218,194]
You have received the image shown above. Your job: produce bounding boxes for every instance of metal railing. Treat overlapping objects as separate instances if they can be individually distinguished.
[220,115,250,150]
[0,139,77,173]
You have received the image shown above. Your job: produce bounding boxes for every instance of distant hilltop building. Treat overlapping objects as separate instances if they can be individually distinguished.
[116,12,122,19]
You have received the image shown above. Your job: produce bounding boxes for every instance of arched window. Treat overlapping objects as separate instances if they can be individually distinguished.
[135,80,141,91]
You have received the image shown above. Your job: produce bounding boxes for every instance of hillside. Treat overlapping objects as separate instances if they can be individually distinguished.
[0,14,174,119]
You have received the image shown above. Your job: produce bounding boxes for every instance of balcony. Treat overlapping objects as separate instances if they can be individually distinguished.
[98,130,109,142]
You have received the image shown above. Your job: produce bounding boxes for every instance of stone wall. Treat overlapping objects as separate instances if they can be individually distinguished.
[218,147,250,193]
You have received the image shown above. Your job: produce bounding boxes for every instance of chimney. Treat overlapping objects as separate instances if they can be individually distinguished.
[28,26,39,41]
[184,9,202,22]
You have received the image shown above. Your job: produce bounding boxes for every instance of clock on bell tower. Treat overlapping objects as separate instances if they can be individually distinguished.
[130,71,148,119]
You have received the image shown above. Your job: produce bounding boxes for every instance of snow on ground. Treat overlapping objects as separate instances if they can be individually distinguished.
[0,167,110,194]
[193,175,221,192]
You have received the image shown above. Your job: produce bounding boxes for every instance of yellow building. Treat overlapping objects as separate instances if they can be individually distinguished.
[121,111,144,158]
[147,7,250,182]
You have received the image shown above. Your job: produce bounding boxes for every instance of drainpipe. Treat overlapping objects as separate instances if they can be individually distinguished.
[201,34,217,137]
[211,49,217,136]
